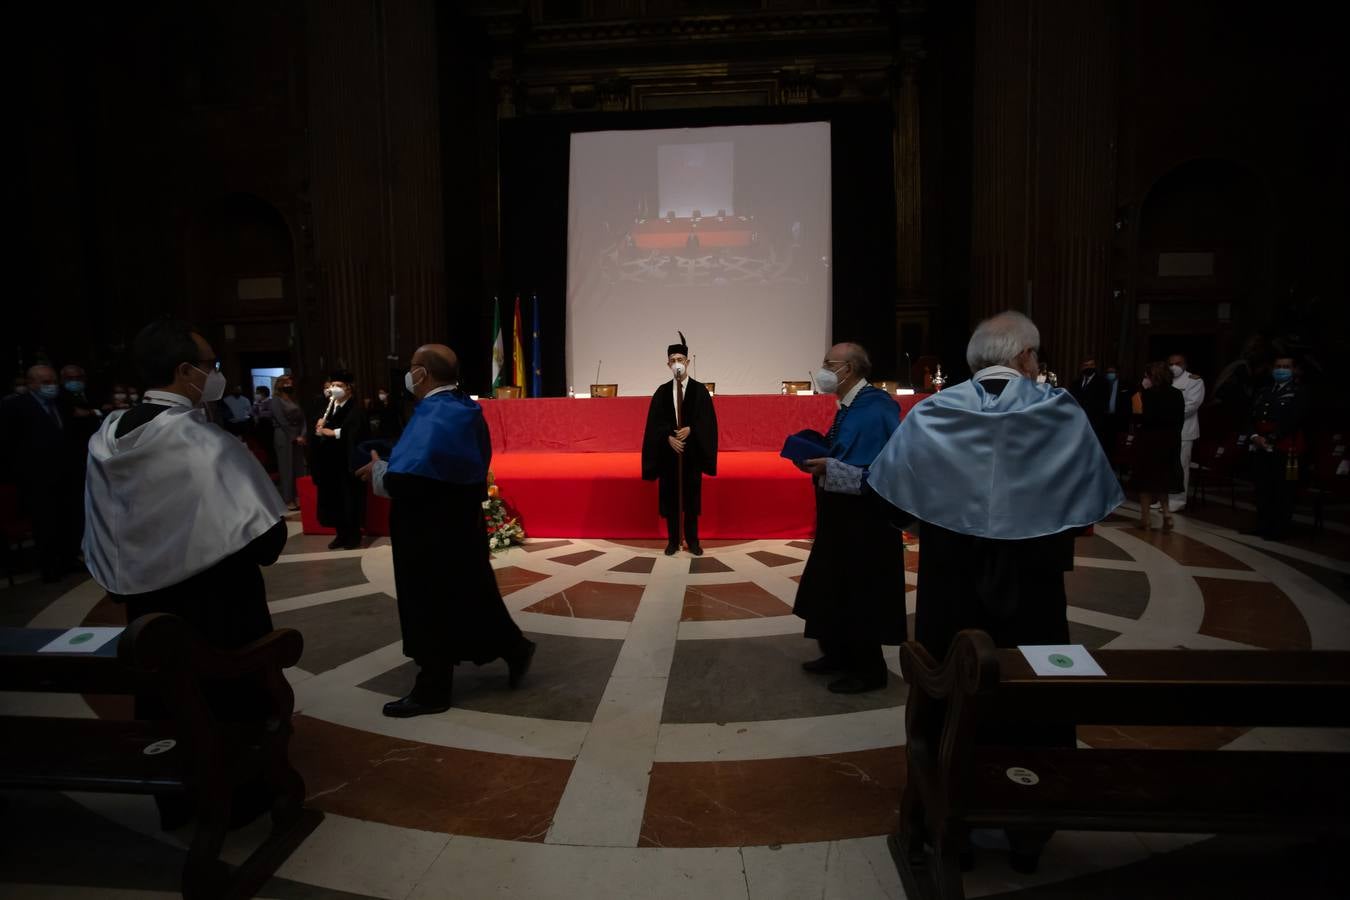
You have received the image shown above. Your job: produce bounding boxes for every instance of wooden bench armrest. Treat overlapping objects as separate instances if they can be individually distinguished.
[899,630,1000,700]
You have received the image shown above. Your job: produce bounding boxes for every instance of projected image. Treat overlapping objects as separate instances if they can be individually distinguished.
[568,123,831,394]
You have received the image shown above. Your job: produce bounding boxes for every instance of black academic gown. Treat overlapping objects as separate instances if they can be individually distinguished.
[640,378,718,517]
[0,393,86,578]
[382,414,522,668]
[314,400,368,531]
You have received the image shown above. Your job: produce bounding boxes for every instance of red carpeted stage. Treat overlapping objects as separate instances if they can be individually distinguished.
[300,393,925,539]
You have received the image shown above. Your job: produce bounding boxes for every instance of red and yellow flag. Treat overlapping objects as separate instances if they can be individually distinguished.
[512,295,527,393]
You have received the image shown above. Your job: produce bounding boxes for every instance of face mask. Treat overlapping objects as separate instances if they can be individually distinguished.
[112,393,128,403]
[813,367,840,395]
[1036,374,1047,384]
[1169,365,1184,378]
[1272,368,1292,383]
[1141,377,1153,390]
[670,362,687,378]
[404,368,424,395]
[37,384,59,400]
[331,387,347,402]
[1105,372,1117,382]
[191,366,226,404]
[1082,367,1096,377]
[129,393,139,402]
[378,392,389,403]
[64,380,85,394]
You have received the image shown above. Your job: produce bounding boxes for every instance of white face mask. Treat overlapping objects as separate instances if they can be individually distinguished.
[670,362,687,378]
[1141,377,1153,389]
[1169,364,1184,378]
[129,393,139,402]
[191,366,226,404]
[378,392,389,402]
[813,366,841,395]
[112,393,128,402]
[404,368,424,396]
[330,386,347,402]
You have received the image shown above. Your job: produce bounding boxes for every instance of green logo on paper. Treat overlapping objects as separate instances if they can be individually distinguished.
[70,633,95,645]
[1048,653,1074,669]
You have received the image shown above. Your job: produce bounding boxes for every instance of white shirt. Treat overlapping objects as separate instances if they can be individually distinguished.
[973,365,1026,384]
[1173,371,1205,441]
[328,397,349,439]
[144,389,194,409]
[671,376,690,423]
[223,394,253,423]
[837,377,867,409]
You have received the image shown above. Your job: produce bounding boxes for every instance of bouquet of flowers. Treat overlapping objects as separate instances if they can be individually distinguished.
[483,471,526,552]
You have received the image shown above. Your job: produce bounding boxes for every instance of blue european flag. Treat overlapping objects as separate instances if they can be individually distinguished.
[531,293,543,398]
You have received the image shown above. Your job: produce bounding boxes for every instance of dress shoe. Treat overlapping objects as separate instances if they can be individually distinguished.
[327,537,344,550]
[801,656,843,674]
[687,544,704,556]
[828,673,888,694]
[341,539,363,550]
[506,638,537,689]
[382,695,451,718]
[664,542,679,556]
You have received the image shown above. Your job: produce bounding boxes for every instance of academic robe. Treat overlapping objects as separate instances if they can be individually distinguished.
[866,374,1123,659]
[313,399,368,531]
[792,385,905,645]
[89,401,288,718]
[376,391,523,666]
[641,378,718,517]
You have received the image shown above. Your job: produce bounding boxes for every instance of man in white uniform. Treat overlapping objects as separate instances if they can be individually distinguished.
[1168,353,1205,511]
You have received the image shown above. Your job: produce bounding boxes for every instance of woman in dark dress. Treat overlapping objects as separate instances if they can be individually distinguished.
[1130,360,1185,531]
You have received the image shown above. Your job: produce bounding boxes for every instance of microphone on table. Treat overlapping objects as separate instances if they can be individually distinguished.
[594,360,602,389]
[903,351,913,389]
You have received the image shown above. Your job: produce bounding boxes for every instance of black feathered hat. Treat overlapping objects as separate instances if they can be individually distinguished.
[667,331,688,357]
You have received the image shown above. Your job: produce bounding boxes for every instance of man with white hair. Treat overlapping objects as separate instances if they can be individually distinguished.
[863,310,1122,871]
[867,311,1122,659]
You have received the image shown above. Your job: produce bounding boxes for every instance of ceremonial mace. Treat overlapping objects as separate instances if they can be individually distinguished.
[675,375,686,551]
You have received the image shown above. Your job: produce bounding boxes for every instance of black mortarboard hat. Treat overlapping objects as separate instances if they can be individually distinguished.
[667,331,688,357]
[329,368,355,384]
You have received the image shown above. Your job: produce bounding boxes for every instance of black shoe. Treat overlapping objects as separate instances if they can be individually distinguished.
[664,542,679,556]
[327,537,344,550]
[801,656,843,674]
[341,539,363,550]
[687,544,704,556]
[382,695,451,718]
[507,638,537,689]
[828,673,888,694]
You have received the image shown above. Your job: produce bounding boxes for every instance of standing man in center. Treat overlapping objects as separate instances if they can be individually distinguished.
[312,369,368,549]
[357,344,535,717]
[642,332,719,556]
[792,342,904,694]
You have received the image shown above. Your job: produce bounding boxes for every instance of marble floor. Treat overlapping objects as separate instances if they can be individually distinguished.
[2,501,1349,899]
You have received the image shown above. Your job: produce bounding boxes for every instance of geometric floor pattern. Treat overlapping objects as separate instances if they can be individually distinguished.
[3,501,1349,898]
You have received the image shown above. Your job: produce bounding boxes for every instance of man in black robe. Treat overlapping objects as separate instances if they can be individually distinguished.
[83,319,288,827]
[358,344,535,718]
[640,332,718,556]
[313,369,368,549]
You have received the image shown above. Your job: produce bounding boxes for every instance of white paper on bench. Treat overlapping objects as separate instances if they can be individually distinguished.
[38,627,124,654]
[1017,644,1106,677]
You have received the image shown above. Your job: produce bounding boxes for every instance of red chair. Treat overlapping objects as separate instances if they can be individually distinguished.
[0,484,33,587]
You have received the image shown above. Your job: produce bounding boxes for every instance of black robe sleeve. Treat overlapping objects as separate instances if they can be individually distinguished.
[641,383,675,481]
[686,379,718,476]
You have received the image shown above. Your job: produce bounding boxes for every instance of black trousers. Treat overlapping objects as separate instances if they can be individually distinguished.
[817,634,886,680]
[666,513,699,547]
[1252,451,1297,538]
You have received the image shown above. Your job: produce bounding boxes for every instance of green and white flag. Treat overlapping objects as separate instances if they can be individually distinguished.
[491,296,504,390]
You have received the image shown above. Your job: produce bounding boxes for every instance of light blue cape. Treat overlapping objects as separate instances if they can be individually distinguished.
[867,377,1123,539]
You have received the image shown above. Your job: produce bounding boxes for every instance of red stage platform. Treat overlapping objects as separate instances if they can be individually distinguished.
[301,393,926,539]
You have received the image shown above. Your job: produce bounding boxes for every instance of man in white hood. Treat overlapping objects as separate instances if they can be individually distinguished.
[85,318,288,642]
[84,319,289,825]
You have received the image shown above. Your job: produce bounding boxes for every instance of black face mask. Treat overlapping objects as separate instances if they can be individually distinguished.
[1082,367,1097,377]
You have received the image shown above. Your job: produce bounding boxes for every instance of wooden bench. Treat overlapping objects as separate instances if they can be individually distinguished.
[890,629,1350,900]
[0,613,323,899]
